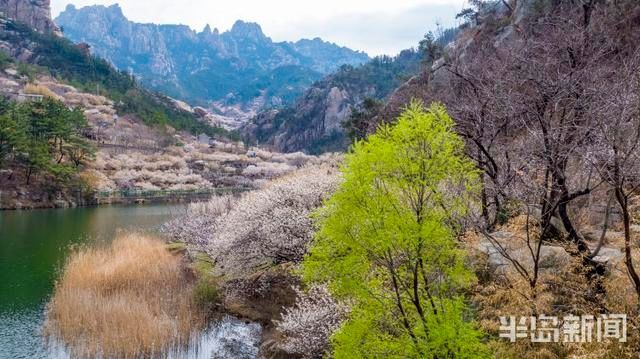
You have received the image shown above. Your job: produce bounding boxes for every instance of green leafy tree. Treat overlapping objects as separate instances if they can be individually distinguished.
[0,98,94,185]
[418,31,443,65]
[303,102,488,358]
[0,104,27,167]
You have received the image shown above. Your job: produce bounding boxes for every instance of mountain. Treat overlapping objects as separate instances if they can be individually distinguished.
[55,4,370,121]
[0,6,229,139]
[244,28,459,154]
[244,49,423,153]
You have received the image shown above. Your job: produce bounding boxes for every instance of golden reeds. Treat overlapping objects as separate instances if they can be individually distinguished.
[45,233,204,358]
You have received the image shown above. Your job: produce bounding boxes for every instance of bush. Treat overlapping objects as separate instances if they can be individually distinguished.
[163,163,340,276]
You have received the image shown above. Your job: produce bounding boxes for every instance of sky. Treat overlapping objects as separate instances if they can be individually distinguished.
[51,0,467,56]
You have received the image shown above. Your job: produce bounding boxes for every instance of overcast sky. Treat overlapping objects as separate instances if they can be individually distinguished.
[51,0,467,56]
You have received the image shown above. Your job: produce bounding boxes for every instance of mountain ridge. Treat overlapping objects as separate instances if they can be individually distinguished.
[55,4,370,121]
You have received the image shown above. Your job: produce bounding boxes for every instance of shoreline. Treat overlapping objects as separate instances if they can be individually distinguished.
[0,187,250,211]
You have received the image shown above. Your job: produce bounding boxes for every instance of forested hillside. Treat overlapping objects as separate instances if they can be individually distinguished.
[0,17,226,137]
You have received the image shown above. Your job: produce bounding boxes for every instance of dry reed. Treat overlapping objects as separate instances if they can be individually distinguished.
[45,233,204,358]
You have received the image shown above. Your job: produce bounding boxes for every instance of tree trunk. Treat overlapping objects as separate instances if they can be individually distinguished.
[616,188,640,299]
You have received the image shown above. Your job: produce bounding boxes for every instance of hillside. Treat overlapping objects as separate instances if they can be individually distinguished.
[55,4,370,121]
[0,14,230,139]
[0,3,330,209]
[244,29,457,154]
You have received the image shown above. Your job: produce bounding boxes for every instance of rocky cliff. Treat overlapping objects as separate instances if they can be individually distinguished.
[0,0,58,34]
[55,4,370,121]
[243,46,436,153]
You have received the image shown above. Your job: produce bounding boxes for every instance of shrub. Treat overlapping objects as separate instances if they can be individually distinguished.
[276,285,347,358]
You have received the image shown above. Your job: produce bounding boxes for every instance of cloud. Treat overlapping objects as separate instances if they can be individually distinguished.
[51,0,465,55]
[277,4,464,56]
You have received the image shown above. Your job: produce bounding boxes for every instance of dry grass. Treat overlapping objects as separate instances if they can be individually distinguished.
[45,233,205,358]
[467,213,640,358]
[24,83,63,101]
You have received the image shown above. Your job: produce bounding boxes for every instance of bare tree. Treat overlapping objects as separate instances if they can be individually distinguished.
[588,51,640,298]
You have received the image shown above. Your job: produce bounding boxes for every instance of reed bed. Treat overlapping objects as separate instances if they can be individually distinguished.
[45,233,204,358]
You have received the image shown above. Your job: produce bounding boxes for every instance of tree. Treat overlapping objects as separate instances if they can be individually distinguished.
[303,102,487,358]
[418,31,443,65]
[0,103,27,168]
[0,98,94,185]
[588,51,640,299]
[163,164,339,276]
[276,285,346,358]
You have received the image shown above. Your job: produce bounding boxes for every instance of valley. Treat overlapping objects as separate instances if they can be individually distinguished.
[1,0,640,358]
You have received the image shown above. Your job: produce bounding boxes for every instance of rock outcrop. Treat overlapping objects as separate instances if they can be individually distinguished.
[0,0,59,34]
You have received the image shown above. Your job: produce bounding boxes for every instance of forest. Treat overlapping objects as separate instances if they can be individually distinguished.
[0,98,93,186]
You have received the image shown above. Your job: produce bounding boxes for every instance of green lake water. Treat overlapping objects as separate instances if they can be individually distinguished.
[0,204,187,358]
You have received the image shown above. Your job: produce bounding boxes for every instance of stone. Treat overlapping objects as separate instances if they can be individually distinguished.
[53,199,69,208]
[0,0,60,34]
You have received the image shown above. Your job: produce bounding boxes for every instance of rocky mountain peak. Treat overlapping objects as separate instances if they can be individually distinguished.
[229,20,267,41]
[55,5,370,120]
[0,0,60,34]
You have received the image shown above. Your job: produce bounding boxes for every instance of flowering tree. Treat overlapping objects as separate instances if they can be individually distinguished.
[276,285,346,358]
[163,164,340,276]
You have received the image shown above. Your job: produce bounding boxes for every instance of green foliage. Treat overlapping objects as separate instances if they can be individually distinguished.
[303,102,488,358]
[419,31,445,65]
[0,98,94,185]
[331,49,423,99]
[192,277,220,313]
[0,51,13,70]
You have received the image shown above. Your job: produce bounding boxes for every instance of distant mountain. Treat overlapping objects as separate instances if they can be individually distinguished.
[0,9,229,140]
[55,4,370,120]
[243,27,459,154]
[243,49,425,153]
